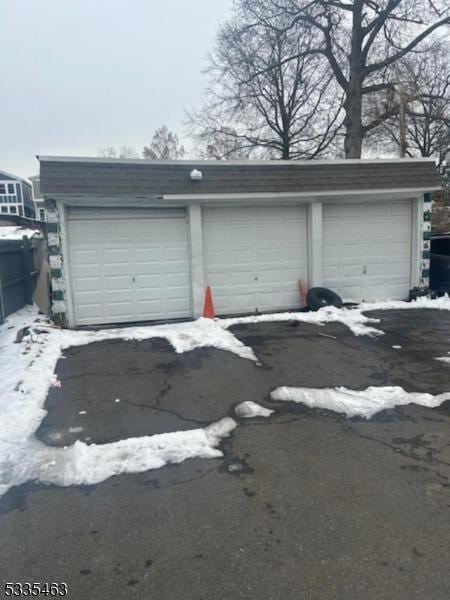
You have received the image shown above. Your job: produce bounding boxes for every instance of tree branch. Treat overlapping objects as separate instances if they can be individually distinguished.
[366,16,450,74]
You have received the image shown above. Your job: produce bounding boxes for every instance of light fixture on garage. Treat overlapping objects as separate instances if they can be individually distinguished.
[190,169,203,181]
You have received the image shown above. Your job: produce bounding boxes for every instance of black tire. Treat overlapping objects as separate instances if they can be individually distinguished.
[306,287,343,311]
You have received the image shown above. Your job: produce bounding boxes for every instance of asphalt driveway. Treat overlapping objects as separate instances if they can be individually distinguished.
[1,309,450,599]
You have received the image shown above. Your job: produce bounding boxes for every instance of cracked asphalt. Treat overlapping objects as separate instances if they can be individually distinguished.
[1,308,450,599]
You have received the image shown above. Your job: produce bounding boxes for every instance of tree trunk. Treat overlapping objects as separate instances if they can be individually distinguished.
[344,0,364,159]
[343,79,363,158]
[281,135,290,159]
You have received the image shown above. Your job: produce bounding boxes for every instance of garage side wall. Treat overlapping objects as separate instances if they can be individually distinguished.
[45,199,68,327]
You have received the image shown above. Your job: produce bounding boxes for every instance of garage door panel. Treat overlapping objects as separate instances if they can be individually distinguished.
[72,277,101,292]
[323,201,412,302]
[102,275,131,291]
[136,299,164,314]
[71,249,99,267]
[134,248,163,262]
[133,262,164,276]
[323,265,339,279]
[135,286,165,301]
[339,243,365,259]
[166,288,191,303]
[392,204,411,217]
[135,274,162,288]
[228,231,256,249]
[106,301,134,318]
[104,290,135,303]
[77,304,103,320]
[366,241,400,255]
[102,248,131,265]
[163,247,188,262]
[364,204,389,217]
[203,205,307,315]
[68,210,191,325]
[166,272,190,286]
[164,262,190,276]
[73,290,103,304]
[342,263,365,277]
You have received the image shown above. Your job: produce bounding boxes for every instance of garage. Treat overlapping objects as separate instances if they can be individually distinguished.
[67,208,191,326]
[323,201,413,302]
[38,156,440,328]
[203,205,308,315]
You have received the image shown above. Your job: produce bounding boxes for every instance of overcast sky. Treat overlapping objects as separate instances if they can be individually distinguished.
[1,0,231,179]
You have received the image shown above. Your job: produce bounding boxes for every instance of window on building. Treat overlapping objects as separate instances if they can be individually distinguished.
[0,184,5,194]
[10,206,17,213]
[7,183,15,194]
[39,208,46,221]
[1,206,7,213]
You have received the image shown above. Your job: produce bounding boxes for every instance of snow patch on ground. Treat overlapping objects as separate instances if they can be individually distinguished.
[221,295,450,337]
[59,316,257,362]
[235,401,274,418]
[271,385,450,419]
[221,306,382,336]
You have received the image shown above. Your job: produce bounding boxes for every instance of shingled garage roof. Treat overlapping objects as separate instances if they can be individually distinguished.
[38,156,441,198]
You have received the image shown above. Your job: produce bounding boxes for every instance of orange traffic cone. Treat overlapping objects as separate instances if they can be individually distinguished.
[203,286,216,319]
[298,279,308,307]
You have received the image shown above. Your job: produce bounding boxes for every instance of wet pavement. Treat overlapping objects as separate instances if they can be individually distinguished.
[1,309,450,599]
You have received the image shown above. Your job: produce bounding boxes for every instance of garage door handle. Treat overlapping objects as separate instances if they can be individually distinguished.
[363,266,367,274]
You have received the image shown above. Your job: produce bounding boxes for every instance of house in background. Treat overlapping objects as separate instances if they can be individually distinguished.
[29,175,46,221]
[0,169,35,219]
[39,156,440,328]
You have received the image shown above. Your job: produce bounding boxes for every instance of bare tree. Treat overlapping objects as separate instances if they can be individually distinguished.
[368,44,450,163]
[243,0,449,158]
[98,146,139,159]
[189,2,343,160]
[143,126,185,160]
[198,128,256,160]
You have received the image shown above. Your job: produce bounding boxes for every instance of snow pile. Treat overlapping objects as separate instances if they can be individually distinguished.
[45,418,235,488]
[271,385,450,419]
[0,226,41,241]
[235,401,274,418]
[1,419,236,493]
[221,295,450,337]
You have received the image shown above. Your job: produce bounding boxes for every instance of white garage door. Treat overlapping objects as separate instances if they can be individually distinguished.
[67,208,191,326]
[203,205,308,315]
[323,201,412,302]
